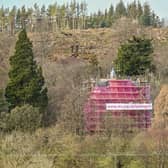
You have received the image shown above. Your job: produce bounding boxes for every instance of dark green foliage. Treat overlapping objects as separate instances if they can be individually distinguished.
[114,36,154,76]
[108,4,114,18]
[115,0,127,19]
[140,2,151,26]
[100,20,108,28]
[5,29,48,111]
[86,1,161,29]
[0,1,163,32]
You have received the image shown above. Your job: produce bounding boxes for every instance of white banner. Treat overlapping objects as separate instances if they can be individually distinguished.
[106,103,152,110]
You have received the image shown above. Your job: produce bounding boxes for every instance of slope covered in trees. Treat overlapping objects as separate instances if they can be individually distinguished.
[0,19,167,168]
[0,0,164,35]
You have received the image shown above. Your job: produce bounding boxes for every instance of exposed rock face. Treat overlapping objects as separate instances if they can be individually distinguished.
[153,85,168,128]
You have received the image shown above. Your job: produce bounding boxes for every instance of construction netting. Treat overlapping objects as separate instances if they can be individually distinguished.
[84,79,152,132]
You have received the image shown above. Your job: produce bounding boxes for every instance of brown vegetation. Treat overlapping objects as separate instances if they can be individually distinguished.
[0,21,168,167]
[153,85,168,128]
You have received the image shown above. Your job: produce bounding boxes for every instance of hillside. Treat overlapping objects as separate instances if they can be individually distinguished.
[0,21,168,112]
[0,21,168,168]
[1,21,168,91]
[0,0,168,166]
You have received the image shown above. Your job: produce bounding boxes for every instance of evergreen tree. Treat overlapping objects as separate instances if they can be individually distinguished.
[0,1,163,32]
[155,15,161,27]
[33,3,40,17]
[5,29,48,111]
[140,2,151,26]
[107,4,114,26]
[115,0,127,19]
[108,4,114,18]
[114,36,154,76]
[41,5,46,17]
[151,11,157,27]
[16,9,21,28]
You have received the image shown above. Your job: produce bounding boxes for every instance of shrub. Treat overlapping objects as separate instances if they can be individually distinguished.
[0,104,42,132]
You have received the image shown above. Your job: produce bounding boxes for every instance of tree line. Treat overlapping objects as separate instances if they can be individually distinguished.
[0,0,164,35]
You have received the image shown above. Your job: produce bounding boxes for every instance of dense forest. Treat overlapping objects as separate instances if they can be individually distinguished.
[0,0,164,34]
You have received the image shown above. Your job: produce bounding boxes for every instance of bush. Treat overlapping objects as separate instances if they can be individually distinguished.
[0,104,42,132]
[0,112,10,131]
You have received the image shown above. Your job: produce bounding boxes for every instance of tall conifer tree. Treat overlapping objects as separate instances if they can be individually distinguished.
[5,29,48,111]
[115,0,127,18]
[140,2,151,26]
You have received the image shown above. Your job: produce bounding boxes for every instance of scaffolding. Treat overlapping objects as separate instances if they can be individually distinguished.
[84,79,152,132]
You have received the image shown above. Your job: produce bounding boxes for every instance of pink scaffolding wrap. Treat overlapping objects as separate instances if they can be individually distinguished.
[84,79,152,132]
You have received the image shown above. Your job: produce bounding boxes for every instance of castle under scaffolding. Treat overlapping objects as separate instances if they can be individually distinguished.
[84,79,152,133]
